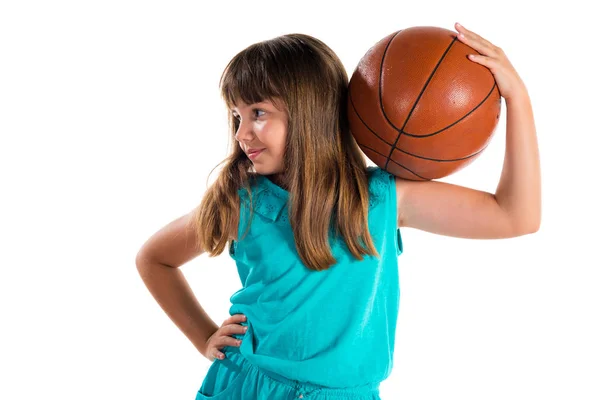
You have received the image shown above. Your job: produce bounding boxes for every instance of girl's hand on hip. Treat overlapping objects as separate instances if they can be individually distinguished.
[203,313,248,362]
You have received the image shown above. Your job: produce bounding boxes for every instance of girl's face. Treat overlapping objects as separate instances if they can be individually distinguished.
[232,98,288,179]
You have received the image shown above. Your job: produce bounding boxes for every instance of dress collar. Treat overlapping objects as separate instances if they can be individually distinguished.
[237,174,289,222]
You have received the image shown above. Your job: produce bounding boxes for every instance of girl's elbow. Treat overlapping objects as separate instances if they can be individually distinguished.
[511,217,541,237]
[523,221,540,235]
[530,216,541,233]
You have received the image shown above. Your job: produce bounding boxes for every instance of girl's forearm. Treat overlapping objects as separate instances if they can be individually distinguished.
[136,259,219,357]
[494,89,542,234]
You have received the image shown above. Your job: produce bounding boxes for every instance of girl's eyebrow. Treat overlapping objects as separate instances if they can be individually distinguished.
[230,102,270,112]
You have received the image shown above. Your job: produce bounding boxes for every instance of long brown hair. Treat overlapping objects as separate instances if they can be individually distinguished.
[190,33,379,271]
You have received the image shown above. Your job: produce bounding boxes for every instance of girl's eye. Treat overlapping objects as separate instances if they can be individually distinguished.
[232,109,265,120]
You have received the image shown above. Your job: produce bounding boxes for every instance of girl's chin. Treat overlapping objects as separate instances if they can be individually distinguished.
[253,165,283,174]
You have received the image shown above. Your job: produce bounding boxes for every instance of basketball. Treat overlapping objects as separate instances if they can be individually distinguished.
[348,26,502,180]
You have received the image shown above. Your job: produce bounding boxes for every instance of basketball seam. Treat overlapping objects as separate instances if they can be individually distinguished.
[402,82,499,138]
[394,142,488,162]
[377,30,404,171]
[348,85,394,147]
[358,142,429,180]
[384,36,458,170]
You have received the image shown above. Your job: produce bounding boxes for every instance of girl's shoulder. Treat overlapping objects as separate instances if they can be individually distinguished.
[366,166,395,208]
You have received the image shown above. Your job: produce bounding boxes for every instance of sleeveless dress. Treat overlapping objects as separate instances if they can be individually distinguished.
[196,166,403,400]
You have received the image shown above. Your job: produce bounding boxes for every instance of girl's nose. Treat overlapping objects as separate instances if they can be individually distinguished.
[235,120,254,142]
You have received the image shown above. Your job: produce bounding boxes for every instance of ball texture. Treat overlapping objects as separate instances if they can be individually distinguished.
[348,26,501,180]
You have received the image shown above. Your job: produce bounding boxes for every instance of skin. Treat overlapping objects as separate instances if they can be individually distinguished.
[231,99,289,187]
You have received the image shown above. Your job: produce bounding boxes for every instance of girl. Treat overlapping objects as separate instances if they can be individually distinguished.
[136,22,540,400]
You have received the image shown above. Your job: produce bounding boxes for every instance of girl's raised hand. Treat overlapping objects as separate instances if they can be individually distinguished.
[455,22,527,101]
[203,313,248,362]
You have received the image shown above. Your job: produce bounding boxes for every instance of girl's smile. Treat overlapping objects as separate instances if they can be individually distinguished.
[247,149,265,160]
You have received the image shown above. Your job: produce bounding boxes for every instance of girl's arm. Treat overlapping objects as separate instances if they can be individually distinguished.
[395,23,541,239]
[135,211,219,357]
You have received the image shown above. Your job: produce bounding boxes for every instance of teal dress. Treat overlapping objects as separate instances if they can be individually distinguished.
[196,166,403,400]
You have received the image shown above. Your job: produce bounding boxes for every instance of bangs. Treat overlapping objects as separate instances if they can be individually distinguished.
[219,42,288,110]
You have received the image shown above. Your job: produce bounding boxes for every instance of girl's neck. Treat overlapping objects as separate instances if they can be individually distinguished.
[267,173,288,191]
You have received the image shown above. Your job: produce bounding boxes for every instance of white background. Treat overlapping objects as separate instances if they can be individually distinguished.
[1,1,598,399]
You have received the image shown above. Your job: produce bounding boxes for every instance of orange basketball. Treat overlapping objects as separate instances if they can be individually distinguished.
[348,26,501,180]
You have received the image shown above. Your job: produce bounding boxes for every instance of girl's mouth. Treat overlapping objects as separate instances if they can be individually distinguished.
[248,149,265,159]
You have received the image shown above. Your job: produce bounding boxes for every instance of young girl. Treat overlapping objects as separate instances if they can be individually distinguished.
[136,22,540,400]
